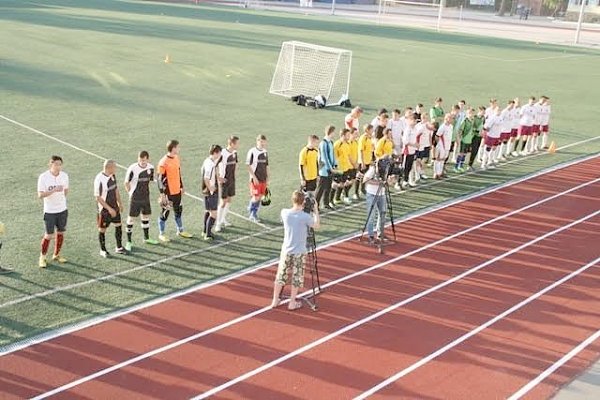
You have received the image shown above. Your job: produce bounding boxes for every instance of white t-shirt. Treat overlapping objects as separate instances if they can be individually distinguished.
[388,118,404,148]
[436,123,453,151]
[539,104,551,125]
[533,102,543,125]
[202,157,218,192]
[363,166,385,196]
[37,170,69,214]
[485,114,503,138]
[402,125,419,155]
[416,122,432,150]
[520,104,536,126]
[511,106,521,130]
[345,113,359,130]
[500,108,512,133]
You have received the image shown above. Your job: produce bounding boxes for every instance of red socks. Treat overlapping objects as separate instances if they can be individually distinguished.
[41,237,50,255]
[54,233,64,256]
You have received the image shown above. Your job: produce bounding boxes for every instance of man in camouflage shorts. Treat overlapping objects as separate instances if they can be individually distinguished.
[271,191,320,311]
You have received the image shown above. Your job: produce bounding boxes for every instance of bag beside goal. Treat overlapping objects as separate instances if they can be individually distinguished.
[269,41,352,107]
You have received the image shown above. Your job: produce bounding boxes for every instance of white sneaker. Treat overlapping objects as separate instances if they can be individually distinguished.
[222,219,232,227]
[498,156,507,162]
[394,182,401,191]
[511,151,519,157]
[249,215,261,223]
[214,225,222,233]
[401,181,409,190]
[99,250,109,258]
[487,163,496,169]
[408,181,417,188]
[420,174,428,180]
[158,234,170,243]
[342,197,352,205]
[351,194,359,201]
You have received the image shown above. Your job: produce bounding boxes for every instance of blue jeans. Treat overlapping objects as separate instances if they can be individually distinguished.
[366,193,386,238]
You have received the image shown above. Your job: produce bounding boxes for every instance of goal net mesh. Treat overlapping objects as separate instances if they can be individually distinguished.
[269,41,352,106]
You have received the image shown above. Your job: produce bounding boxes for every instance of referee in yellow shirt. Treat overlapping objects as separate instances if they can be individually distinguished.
[299,135,320,196]
[333,128,353,205]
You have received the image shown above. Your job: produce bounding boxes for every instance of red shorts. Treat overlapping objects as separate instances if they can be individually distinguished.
[542,125,549,133]
[484,136,500,147]
[511,128,519,138]
[250,181,267,197]
[519,125,532,136]
[500,132,511,141]
[532,125,540,135]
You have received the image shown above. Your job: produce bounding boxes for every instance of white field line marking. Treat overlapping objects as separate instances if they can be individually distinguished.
[355,254,600,400]
[1,152,599,357]
[191,212,600,400]
[29,184,600,400]
[508,329,600,400]
[0,114,263,228]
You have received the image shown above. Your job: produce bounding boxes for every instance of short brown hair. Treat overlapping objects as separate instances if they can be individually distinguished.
[292,190,305,206]
[139,150,149,159]
[167,140,179,153]
[228,136,239,145]
[325,125,336,136]
[257,134,267,141]
[309,134,319,141]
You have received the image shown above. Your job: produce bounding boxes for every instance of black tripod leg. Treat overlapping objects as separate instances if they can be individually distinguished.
[386,186,397,241]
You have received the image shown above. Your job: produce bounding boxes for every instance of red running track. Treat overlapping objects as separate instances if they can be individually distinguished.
[1,156,599,400]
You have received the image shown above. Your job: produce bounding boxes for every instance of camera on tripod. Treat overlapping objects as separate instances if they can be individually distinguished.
[376,155,403,181]
[302,191,316,214]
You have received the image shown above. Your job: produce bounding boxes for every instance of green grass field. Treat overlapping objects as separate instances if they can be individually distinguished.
[1,0,599,348]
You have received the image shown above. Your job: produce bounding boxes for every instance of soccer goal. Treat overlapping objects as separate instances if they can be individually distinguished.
[269,41,352,107]
[377,0,444,32]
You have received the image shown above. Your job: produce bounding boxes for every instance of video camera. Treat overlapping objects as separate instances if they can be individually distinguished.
[376,155,403,181]
[303,191,316,214]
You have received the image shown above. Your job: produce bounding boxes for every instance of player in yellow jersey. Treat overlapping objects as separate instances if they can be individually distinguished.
[348,128,360,200]
[299,135,320,196]
[333,129,353,205]
[357,124,374,196]
[375,128,394,160]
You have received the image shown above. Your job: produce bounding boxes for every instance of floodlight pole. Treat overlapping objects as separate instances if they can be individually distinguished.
[331,0,336,15]
[436,0,444,32]
[574,0,586,45]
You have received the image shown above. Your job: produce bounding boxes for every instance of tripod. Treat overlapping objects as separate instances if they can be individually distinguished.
[359,174,397,254]
[279,227,321,311]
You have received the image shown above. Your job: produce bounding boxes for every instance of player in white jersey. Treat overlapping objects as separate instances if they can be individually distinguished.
[539,96,552,149]
[388,109,404,156]
[498,100,514,161]
[433,114,453,179]
[482,107,502,169]
[124,151,159,252]
[532,97,544,152]
[345,106,363,131]
[518,96,537,155]
[415,114,433,180]
[202,145,223,241]
[37,155,69,268]
[401,115,419,188]
[510,98,521,157]
[370,108,388,130]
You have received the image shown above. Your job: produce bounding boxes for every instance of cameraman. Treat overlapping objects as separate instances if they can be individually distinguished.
[362,157,393,244]
[271,191,320,311]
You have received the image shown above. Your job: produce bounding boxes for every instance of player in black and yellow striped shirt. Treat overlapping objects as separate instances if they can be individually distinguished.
[299,135,320,195]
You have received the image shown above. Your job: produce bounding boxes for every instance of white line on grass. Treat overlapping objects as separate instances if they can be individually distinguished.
[507,329,600,400]
[28,184,600,399]
[354,254,600,400]
[1,152,599,357]
[0,114,264,228]
[190,213,600,400]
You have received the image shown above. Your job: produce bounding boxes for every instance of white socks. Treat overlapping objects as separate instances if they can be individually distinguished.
[541,133,548,148]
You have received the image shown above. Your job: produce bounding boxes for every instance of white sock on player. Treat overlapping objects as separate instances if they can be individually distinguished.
[541,133,548,148]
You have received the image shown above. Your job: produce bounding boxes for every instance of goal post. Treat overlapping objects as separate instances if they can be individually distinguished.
[269,41,352,107]
[377,0,444,32]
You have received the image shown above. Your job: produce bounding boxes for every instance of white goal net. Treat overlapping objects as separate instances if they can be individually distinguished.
[269,41,352,107]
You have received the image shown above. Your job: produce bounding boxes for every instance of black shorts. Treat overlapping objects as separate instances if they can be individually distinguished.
[44,210,68,234]
[333,172,346,184]
[460,142,473,153]
[166,193,182,209]
[129,201,152,218]
[97,209,122,229]
[303,179,317,192]
[347,169,357,180]
[416,147,431,159]
[205,191,219,211]
[221,180,236,199]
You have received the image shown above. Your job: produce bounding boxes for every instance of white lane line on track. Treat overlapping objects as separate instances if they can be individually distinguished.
[354,255,600,399]
[30,185,600,399]
[507,328,600,400]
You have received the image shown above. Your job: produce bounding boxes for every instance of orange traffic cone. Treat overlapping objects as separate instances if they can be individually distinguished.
[164,54,171,64]
[548,141,557,153]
